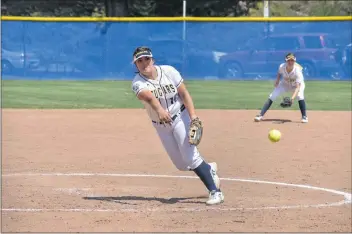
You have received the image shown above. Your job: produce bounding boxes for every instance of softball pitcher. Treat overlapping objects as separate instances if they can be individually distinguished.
[131,46,224,205]
[254,53,308,123]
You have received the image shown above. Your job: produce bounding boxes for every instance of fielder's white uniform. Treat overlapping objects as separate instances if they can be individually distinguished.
[132,65,203,171]
[269,62,305,101]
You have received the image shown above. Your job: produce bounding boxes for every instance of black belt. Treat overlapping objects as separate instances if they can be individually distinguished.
[152,104,185,124]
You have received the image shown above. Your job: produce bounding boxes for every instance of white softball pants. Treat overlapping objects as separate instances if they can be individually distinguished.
[152,108,204,171]
[269,81,305,101]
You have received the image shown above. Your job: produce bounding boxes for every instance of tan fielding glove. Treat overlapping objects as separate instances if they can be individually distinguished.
[188,117,203,146]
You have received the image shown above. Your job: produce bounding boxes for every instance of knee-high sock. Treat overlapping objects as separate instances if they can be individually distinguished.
[298,100,307,117]
[260,99,273,116]
[193,161,219,192]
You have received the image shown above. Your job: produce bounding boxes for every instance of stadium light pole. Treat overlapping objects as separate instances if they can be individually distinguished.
[182,0,186,40]
[263,0,269,18]
[263,0,270,37]
[182,0,187,76]
[263,0,270,79]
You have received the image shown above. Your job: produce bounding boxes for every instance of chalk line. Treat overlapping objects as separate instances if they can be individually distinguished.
[53,188,92,196]
[2,172,351,212]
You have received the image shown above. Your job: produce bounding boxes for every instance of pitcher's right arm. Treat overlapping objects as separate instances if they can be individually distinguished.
[137,90,172,123]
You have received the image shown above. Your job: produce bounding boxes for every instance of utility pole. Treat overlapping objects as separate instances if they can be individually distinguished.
[263,0,270,79]
[182,0,187,76]
[263,0,269,18]
[263,0,270,38]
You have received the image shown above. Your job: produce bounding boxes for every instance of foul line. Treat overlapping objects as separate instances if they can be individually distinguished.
[2,172,351,213]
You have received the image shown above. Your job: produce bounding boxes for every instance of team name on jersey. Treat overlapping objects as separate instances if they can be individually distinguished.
[150,84,176,99]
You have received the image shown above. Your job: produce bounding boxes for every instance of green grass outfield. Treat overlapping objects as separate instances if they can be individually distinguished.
[1,80,351,110]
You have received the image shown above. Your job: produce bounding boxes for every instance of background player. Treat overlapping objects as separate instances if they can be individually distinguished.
[131,46,224,205]
[254,53,308,123]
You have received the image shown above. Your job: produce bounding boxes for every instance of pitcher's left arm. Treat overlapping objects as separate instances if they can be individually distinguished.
[178,83,197,120]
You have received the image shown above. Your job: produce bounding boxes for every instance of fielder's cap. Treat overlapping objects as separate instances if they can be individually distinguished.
[132,46,153,63]
[285,53,296,61]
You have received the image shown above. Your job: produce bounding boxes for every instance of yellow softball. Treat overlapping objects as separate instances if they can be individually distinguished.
[268,129,281,142]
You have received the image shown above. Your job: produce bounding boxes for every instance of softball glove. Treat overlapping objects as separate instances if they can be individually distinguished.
[189,117,203,146]
[280,97,293,108]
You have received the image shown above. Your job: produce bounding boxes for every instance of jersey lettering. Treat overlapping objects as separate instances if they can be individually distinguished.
[278,63,304,87]
[150,84,177,99]
[157,88,163,96]
[162,86,167,94]
[132,65,184,121]
[169,84,176,93]
[165,85,171,93]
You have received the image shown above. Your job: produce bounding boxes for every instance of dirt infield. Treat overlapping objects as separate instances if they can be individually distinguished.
[2,109,351,232]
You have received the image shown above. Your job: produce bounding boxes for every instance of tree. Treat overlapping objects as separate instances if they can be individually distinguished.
[248,0,352,17]
[1,0,105,16]
[1,0,351,17]
[187,0,260,17]
[104,0,129,17]
[309,1,352,16]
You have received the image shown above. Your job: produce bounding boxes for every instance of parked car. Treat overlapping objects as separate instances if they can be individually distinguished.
[1,45,41,74]
[218,33,342,79]
[67,36,221,78]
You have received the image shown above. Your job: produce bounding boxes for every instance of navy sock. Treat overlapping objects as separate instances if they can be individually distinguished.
[193,161,218,192]
[298,100,307,117]
[260,99,273,116]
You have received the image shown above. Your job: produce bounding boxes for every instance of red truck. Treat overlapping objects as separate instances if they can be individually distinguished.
[218,33,342,79]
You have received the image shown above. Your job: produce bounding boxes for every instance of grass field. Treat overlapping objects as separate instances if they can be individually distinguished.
[1,80,351,110]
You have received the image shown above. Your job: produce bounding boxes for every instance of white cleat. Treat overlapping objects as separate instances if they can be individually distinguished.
[301,116,308,123]
[206,190,225,205]
[209,162,220,190]
[254,115,263,122]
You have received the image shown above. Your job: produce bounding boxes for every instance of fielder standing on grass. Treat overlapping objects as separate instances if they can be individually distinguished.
[131,46,224,205]
[254,53,308,123]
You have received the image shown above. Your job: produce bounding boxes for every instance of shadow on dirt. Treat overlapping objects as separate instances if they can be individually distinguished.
[83,195,207,204]
[261,119,293,124]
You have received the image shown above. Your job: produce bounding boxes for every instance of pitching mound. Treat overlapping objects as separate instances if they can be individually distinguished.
[2,109,351,232]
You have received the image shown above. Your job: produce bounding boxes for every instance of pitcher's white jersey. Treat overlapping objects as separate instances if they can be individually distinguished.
[278,62,305,87]
[132,65,184,122]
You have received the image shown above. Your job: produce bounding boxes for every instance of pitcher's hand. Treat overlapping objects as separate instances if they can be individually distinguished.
[274,80,280,87]
[157,109,172,124]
